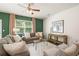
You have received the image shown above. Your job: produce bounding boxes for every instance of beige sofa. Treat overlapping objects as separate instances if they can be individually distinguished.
[43,43,79,56]
[0,35,30,56]
[22,32,44,44]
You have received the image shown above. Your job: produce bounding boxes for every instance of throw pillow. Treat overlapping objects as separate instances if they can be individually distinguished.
[24,33,30,38]
[74,41,79,54]
[8,35,15,42]
[63,44,78,56]
[58,36,64,42]
[38,32,43,37]
[30,33,35,37]
[3,41,30,56]
[4,35,13,44]
[51,35,57,40]
[12,35,22,42]
[35,32,39,37]
[58,43,68,51]
[75,41,79,47]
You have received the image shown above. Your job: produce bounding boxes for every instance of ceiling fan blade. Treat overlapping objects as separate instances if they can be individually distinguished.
[32,9,40,11]
[18,3,40,12]
[28,4,31,8]
[17,4,26,8]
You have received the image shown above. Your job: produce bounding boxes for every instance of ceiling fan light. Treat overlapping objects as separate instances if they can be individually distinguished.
[29,10,33,14]
[26,9,29,13]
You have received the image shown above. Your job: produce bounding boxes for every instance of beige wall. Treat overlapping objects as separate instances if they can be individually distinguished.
[43,5,79,45]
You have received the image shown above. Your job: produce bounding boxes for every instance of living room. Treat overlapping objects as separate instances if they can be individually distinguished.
[0,2,79,56]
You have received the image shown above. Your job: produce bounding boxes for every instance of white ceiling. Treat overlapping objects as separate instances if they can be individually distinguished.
[0,3,79,19]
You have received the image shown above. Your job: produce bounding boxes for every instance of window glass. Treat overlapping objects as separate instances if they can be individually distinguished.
[15,19,32,34]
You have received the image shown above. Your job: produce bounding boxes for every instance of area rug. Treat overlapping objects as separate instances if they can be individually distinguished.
[27,41,56,56]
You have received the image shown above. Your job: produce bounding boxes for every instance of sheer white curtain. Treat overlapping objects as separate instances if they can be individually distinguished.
[0,19,2,38]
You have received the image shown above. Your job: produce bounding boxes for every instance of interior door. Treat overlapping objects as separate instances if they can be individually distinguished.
[0,19,2,38]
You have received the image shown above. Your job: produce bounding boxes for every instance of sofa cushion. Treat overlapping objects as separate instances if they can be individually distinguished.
[3,41,30,56]
[43,47,65,56]
[63,44,78,56]
[30,37,38,40]
[13,51,30,56]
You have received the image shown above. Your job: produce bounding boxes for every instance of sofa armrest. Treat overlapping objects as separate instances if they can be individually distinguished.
[43,47,65,56]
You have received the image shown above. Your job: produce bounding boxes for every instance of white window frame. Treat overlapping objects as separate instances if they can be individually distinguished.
[15,19,32,34]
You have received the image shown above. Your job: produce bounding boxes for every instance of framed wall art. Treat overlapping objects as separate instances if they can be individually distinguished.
[51,20,64,33]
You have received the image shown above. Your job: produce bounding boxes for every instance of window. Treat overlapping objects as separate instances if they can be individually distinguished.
[15,19,32,34]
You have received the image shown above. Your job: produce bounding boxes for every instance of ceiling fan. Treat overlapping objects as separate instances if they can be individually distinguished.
[27,3,40,12]
[18,3,40,15]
